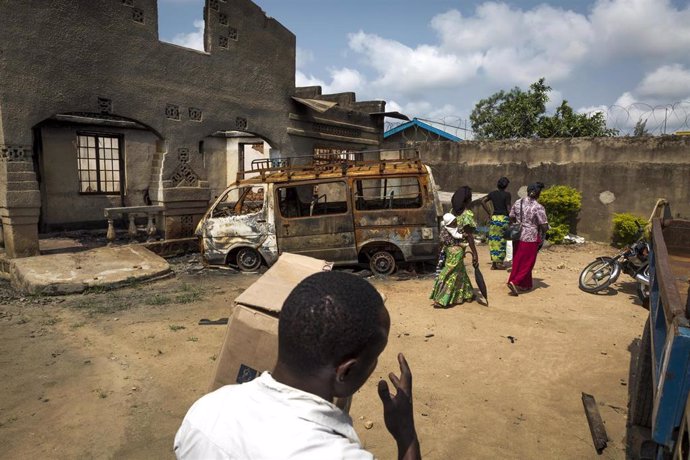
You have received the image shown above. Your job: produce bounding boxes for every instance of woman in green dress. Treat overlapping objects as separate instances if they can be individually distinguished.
[430,186,479,308]
[480,177,512,270]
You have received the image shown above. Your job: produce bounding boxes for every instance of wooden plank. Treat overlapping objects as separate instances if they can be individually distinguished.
[652,219,685,322]
[582,392,608,454]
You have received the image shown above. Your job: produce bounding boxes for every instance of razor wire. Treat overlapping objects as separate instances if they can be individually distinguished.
[384,101,690,140]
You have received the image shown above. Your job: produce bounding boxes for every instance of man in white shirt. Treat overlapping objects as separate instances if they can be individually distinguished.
[174,271,420,459]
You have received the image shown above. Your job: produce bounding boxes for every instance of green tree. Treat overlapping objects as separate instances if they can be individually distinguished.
[470,78,550,139]
[537,101,618,137]
[633,118,651,137]
[470,78,618,139]
[539,185,582,244]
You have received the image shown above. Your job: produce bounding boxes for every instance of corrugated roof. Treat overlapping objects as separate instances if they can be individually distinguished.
[384,118,462,141]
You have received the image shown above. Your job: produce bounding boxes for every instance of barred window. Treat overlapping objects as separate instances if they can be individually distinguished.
[77,134,122,194]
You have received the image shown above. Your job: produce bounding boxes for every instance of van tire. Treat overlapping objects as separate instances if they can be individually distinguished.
[236,247,262,272]
[370,251,396,276]
[630,316,654,428]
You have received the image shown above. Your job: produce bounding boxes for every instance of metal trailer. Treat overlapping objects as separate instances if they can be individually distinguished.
[630,216,690,459]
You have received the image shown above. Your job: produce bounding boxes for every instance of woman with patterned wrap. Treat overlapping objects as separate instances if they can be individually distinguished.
[430,186,479,308]
[481,177,512,270]
[507,183,549,295]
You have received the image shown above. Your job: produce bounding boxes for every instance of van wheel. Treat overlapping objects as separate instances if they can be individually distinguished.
[236,248,262,272]
[370,251,396,276]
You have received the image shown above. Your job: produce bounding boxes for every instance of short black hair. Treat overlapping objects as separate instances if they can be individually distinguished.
[278,271,385,374]
[527,183,542,198]
[497,177,509,190]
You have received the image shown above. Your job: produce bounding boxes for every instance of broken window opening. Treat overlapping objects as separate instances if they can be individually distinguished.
[76,133,123,195]
[277,182,348,218]
[354,177,422,211]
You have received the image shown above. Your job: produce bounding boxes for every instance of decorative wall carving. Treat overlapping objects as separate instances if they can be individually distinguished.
[177,148,190,163]
[219,13,228,25]
[170,163,199,187]
[219,35,229,49]
[235,117,248,130]
[165,104,180,120]
[98,97,113,114]
[188,107,203,121]
[0,145,29,162]
[210,0,220,11]
[228,27,238,41]
[121,0,134,6]
[313,122,361,138]
[181,215,194,236]
[132,7,144,23]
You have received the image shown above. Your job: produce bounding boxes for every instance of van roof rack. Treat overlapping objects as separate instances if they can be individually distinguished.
[237,148,424,182]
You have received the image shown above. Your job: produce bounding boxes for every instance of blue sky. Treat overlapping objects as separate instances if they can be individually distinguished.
[158,0,690,136]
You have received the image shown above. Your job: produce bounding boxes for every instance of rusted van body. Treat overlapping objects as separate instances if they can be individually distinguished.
[195,154,443,274]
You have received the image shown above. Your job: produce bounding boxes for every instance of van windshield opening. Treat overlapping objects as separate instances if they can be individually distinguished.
[211,186,264,218]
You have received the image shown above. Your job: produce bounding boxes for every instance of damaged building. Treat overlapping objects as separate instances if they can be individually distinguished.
[0,0,390,259]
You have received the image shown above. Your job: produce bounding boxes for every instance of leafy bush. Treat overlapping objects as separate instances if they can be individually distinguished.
[612,213,647,246]
[539,185,582,244]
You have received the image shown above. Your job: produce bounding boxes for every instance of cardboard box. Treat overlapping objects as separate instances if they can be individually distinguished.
[209,252,333,391]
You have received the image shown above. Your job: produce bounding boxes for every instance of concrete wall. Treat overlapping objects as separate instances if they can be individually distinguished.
[39,124,157,228]
[0,0,386,257]
[0,0,296,255]
[417,137,690,242]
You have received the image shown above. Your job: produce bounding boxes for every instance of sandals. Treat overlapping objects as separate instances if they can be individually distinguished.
[507,282,519,296]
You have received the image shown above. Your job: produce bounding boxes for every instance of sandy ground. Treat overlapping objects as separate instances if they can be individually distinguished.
[0,242,648,459]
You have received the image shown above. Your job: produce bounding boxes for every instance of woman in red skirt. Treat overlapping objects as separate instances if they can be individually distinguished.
[507,183,549,295]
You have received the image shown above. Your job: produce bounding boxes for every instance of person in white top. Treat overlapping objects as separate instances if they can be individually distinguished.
[174,271,420,460]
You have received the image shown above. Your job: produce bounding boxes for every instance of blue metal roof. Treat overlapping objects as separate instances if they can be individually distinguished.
[383,118,462,142]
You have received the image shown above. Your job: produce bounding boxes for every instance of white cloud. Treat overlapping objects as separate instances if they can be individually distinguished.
[295,70,326,88]
[296,68,366,95]
[431,4,592,84]
[578,63,690,135]
[348,31,481,93]
[296,47,314,70]
[170,19,204,51]
[589,0,690,59]
[341,0,690,103]
[634,64,690,101]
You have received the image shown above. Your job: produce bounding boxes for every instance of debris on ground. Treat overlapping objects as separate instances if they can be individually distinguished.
[564,234,586,244]
[582,392,608,454]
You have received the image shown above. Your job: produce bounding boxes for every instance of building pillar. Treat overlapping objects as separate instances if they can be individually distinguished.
[149,141,211,240]
[0,144,41,258]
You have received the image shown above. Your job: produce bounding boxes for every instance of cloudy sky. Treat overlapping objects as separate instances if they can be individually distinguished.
[159,0,690,136]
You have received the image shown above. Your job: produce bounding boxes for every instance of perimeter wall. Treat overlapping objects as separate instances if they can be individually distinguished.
[417,136,690,242]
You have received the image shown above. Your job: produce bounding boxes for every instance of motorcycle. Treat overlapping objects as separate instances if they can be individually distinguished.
[578,223,650,303]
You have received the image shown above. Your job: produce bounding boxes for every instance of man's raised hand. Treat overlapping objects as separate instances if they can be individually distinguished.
[377,353,421,460]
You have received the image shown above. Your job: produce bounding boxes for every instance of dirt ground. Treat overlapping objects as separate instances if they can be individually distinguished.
[0,242,648,459]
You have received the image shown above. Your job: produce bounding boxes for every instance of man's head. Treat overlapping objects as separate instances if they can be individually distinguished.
[277,271,390,398]
[497,177,509,190]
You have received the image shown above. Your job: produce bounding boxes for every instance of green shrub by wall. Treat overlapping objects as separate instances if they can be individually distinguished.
[612,213,647,246]
[539,185,582,244]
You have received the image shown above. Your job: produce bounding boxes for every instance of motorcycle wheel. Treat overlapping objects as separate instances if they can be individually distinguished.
[636,264,650,305]
[578,257,621,293]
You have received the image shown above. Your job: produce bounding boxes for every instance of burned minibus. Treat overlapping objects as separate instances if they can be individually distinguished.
[195,152,443,275]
